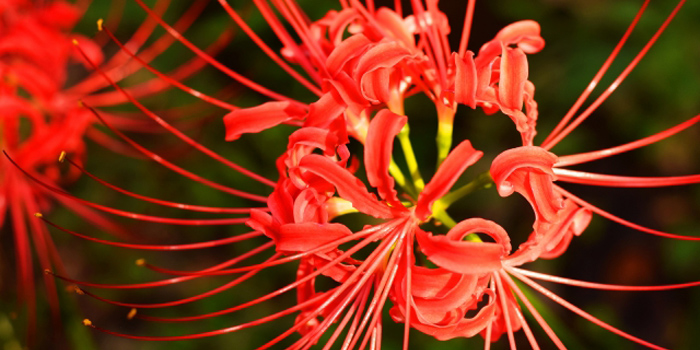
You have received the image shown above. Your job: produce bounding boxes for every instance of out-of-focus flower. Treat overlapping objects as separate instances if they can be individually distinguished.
[33,0,700,349]
[0,0,228,346]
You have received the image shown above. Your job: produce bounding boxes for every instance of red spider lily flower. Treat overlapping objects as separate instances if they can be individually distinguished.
[27,0,700,349]
[0,0,229,345]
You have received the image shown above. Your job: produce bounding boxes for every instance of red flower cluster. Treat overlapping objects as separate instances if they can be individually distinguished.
[38,0,699,349]
[0,0,223,345]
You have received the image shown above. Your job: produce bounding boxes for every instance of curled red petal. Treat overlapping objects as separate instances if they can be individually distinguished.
[416,218,509,275]
[498,45,528,112]
[507,199,591,265]
[293,188,328,224]
[298,154,394,219]
[354,41,413,103]
[416,140,483,220]
[494,20,545,54]
[375,8,415,48]
[411,289,498,341]
[247,209,280,240]
[490,146,557,197]
[393,265,481,324]
[490,146,563,223]
[223,101,307,141]
[304,92,346,130]
[365,109,406,206]
[325,33,372,76]
[454,52,477,108]
[327,72,369,118]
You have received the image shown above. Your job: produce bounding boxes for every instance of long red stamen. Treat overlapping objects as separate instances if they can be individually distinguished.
[93,26,237,110]
[509,267,700,291]
[509,270,668,350]
[139,224,385,278]
[215,0,323,95]
[261,231,402,350]
[81,290,330,341]
[458,0,477,58]
[136,225,396,322]
[543,0,686,151]
[71,0,173,93]
[41,216,263,251]
[49,242,274,290]
[321,285,373,350]
[134,0,299,103]
[556,114,700,167]
[5,153,249,225]
[73,45,277,188]
[541,0,650,146]
[554,168,700,188]
[494,273,517,350]
[556,186,700,241]
[63,157,259,214]
[84,253,280,310]
[81,105,269,201]
[501,272,566,350]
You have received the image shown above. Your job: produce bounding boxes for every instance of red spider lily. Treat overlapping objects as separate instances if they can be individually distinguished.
[27,0,700,349]
[0,0,229,345]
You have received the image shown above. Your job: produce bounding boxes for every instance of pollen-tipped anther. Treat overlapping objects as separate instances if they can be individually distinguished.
[127,308,138,320]
[58,151,66,163]
[34,212,43,218]
[97,19,103,31]
[71,39,78,46]
[135,258,146,266]
[82,319,93,327]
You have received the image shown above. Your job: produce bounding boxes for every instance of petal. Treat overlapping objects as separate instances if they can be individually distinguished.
[365,109,406,206]
[507,199,588,265]
[288,126,342,158]
[304,92,346,129]
[327,72,369,117]
[326,34,372,76]
[354,41,413,103]
[498,45,528,112]
[223,101,307,141]
[293,188,328,223]
[246,209,280,241]
[277,222,352,253]
[416,218,509,275]
[415,140,483,220]
[375,8,415,47]
[453,52,478,108]
[298,154,394,218]
[490,146,564,224]
[267,180,298,225]
[411,290,497,340]
[494,20,545,54]
[408,266,481,324]
[490,146,557,197]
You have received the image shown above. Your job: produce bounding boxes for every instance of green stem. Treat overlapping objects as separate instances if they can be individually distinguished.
[439,171,493,210]
[398,124,425,192]
[388,161,414,197]
[431,206,483,242]
[436,119,453,166]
